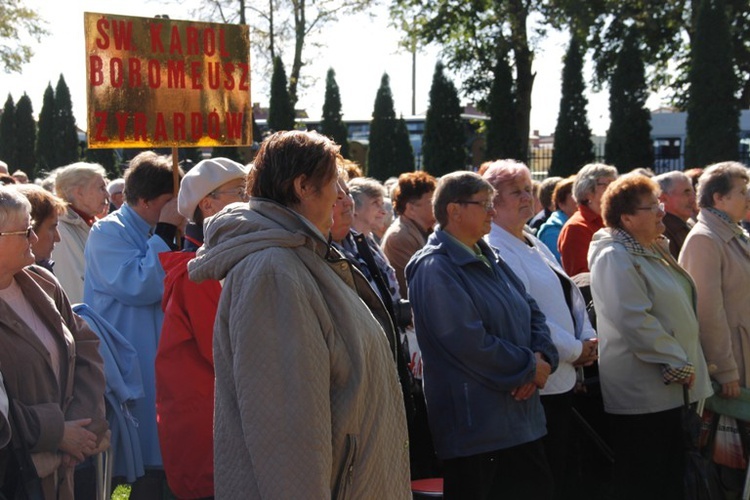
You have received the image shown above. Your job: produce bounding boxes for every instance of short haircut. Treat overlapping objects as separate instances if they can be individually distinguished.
[684,168,703,191]
[392,171,437,216]
[0,186,31,230]
[124,152,181,204]
[601,174,660,229]
[107,178,125,196]
[552,177,576,210]
[433,171,495,228]
[538,176,563,210]
[697,162,750,209]
[54,162,106,203]
[14,184,67,230]
[654,171,690,195]
[348,177,386,210]
[340,158,363,180]
[573,163,619,205]
[482,160,532,200]
[248,130,340,207]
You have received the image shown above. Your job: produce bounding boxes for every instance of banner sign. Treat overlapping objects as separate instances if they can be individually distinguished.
[85,12,251,148]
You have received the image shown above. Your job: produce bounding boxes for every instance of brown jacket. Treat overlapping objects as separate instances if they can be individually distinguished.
[381,215,429,298]
[679,210,750,385]
[662,212,694,259]
[0,266,106,500]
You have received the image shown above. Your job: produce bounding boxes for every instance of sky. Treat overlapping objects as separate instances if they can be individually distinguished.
[1,0,670,138]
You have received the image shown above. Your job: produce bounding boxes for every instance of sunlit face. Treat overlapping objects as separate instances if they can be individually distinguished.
[32,213,60,261]
[204,178,247,217]
[714,177,750,223]
[0,211,38,275]
[589,176,616,215]
[622,192,665,246]
[297,173,340,236]
[661,177,696,222]
[353,195,386,235]
[406,191,436,232]
[331,179,354,242]
[75,174,109,217]
[492,173,534,232]
[452,191,496,243]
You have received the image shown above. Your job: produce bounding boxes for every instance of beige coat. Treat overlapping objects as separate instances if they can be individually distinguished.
[51,207,90,304]
[381,215,428,298]
[680,209,750,385]
[0,266,106,500]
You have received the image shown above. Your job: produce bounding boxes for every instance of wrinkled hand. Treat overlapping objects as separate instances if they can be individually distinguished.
[158,197,185,228]
[88,429,111,456]
[721,380,741,399]
[511,382,537,401]
[533,352,551,389]
[59,419,97,462]
[573,339,598,367]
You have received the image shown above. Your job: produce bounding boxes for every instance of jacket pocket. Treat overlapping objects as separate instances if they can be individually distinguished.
[334,434,358,500]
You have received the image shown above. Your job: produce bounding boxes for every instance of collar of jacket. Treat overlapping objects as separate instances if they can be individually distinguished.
[400,214,432,240]
[610,227,670,257]
[430,227,497,268]
[700,208,748,243]
[248,198,332,258]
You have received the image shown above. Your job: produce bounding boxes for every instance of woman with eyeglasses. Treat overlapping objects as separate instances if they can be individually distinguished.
[406,171,559,499]
[0,187,107,500]
[588,174,712,500]
[680,162,750,399]
[155,158,248,500]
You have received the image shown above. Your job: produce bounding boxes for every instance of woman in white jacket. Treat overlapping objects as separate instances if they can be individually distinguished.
[588,173,712,500]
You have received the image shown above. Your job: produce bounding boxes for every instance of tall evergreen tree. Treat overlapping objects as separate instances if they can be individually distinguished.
[394,116,415,173]
[85,148,118,177]
[320,68,350,158]
[422,62,466,176]
[36,83,55,174]
[550,36,594,177]
[267,56,295,132]
[0,95,17,168]
[685,0,739,168]
[53,75,80,167]
[14,93,36,178]
[485,53,520,161]
[367,73,400,180]
[605,28,653,171]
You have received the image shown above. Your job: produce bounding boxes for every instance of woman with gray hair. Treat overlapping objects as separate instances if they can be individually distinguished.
[680,162,750,398]
[51,162,109,303]
[558,163,618,276]
[406,171,558,499]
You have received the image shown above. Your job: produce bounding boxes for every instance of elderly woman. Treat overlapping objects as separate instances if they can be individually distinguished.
[51,162,109,303]
[538,176,577,263]
[187,131,410,499]
[483,161,597,497]
[406,171,559,499]
[14,184,67,271]
[588,174,712,500]
[680,162,750,399]
[0,187,107,500]
[83,152,185,497]
[558,163,618,277]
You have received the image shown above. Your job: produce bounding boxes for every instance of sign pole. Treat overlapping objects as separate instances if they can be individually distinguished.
[172,146,181,245]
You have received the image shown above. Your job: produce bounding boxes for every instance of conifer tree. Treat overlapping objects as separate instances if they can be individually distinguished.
[394,116,415,173]
[550,37,595,177]
[0,95,17,168]
[685,0,739,168]
[605,28,653,171]
[423,62,466,176]
[320,68,349,158]
[367,73,400,180]
[268,56,295,132]
[53,75,80,167]
[485,53,521,161]
[36,83,55,174]
[14,93,36,178]
[85,148,118,177]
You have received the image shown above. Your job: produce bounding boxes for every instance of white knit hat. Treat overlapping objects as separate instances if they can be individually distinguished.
[178,158,248,222]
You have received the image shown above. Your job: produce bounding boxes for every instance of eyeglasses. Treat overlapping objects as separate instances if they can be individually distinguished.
[596,181,613,188]
[635,202,665,214]
[0,226,34,239]
[210,187,249,201]
[456,200,495,212]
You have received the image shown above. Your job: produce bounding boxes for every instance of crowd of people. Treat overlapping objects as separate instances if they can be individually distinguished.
[0,133,749,499]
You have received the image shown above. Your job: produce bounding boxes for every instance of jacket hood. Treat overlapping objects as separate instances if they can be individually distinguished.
[187,198,330,283]
[587,227,615,268]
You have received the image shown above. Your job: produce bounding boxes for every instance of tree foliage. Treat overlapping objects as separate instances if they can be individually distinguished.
[0,1,48,73]
[14,93,35,178]
[485,52,521,161]
[550,36,594,177]
[35,83,55,174]
[422,61,466,176]
[685,0,739,168]
[368,73,402,180]
[85,148,118,177]
[605,28,653,170]
[394,116,415,173]
[53,75,80,167]
[267,56,295,132]
[320,68,350,158]
[0,95,16,168]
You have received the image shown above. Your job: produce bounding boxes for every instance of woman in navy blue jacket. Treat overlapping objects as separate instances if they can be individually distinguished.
[406,171,559,499]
